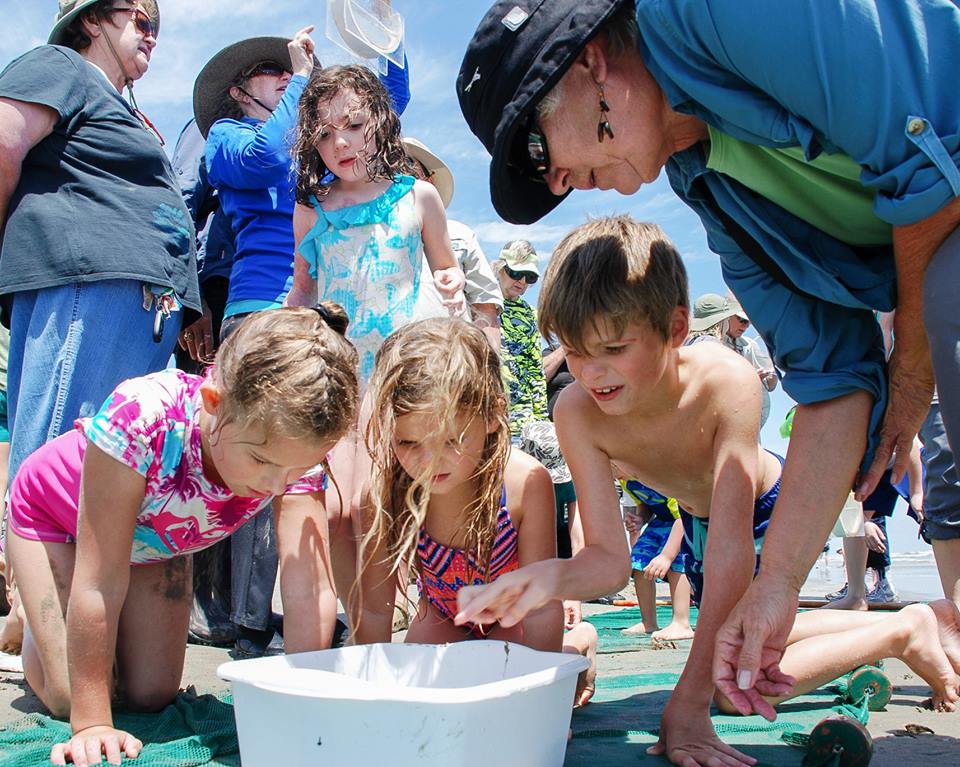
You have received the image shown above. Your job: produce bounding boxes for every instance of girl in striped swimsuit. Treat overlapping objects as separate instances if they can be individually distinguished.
[353,318,563,651]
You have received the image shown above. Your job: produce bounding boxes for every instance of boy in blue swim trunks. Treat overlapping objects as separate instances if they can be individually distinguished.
[456,217,788,766]
[618,477,693,641]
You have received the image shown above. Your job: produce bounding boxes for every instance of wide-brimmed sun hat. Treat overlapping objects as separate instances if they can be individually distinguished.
[457,0,629,225]
[193,36,295,138]
[689,293,739,332]
[402,137,454,209]
[49,0,161,46]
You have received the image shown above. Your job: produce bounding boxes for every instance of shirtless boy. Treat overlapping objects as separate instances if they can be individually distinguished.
[456,217,959,767]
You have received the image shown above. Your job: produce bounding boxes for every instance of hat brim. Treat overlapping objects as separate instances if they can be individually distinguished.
[49,1,161,46]
[193,37,295,138]
[689,308,738,332]
[475,1,627,225]
[402,139,455,209]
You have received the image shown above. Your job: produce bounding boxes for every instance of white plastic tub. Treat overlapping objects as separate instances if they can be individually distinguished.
[218,641,589,766]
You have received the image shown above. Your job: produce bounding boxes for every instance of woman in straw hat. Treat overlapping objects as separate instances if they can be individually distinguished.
[193,30,411,658]
[0,0,198,481]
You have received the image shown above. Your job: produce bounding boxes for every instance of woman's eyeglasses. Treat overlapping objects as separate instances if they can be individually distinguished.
[509,113,551,183]
[240,61,289,81]
[113,6,158,39]
[504,266,538,285]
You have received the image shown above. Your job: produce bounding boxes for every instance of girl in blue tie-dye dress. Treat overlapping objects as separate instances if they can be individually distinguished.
[286,65,464,385]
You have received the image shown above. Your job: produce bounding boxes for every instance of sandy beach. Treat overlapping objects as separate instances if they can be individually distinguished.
[2,563,958,765]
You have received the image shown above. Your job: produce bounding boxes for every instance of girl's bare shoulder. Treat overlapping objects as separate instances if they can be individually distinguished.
[503,447,554,526]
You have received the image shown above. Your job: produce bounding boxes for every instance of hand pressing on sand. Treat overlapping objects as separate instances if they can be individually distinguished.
[50,725,142,767]
[648,696,757,767]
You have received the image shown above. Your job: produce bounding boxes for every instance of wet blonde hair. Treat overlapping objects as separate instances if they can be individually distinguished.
[538,216,689,351]
[360,318,510,601]
[211,304,359,447]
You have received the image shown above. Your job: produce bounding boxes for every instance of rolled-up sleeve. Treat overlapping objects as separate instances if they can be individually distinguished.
[639,0,960,225]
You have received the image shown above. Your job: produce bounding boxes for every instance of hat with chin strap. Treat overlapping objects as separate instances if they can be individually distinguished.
[49,0,160,46]
[457,0,629,225]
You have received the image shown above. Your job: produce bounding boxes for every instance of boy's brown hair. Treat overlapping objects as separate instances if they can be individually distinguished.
[538,216,689,350]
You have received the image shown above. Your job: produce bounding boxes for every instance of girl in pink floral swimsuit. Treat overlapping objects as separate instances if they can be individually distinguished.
[6,305,358,765]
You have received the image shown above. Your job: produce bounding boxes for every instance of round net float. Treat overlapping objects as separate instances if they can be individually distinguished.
[802,715,873,767]
[846,666,892,711]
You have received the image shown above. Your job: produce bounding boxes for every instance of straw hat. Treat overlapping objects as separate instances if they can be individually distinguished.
[402,137,454,209]
[193,36,294,138]
[49,0,161,46]
[689,293,738,332]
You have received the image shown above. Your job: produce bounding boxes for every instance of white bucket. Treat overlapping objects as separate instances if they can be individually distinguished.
[218,641,589,766]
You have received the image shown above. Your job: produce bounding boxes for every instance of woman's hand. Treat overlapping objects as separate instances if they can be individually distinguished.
[288,26,317,78]
[648,697,757,767]
[178,301,214,363]
[50,725,142,767]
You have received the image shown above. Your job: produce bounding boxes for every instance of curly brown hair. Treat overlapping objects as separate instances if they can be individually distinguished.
[292,65,415,204]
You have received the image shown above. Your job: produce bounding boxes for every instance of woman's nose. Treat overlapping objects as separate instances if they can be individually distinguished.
[546,166,570,195]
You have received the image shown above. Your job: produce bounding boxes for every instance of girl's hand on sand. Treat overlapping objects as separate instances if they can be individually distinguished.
[288,26,316,78]
[50,725,142,767]
[455,561,557,628]
[433,267,466,314]
[648,699,757,767]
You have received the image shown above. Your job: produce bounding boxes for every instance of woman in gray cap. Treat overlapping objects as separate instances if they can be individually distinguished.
[0,0,198,482]
[457,4,960,759]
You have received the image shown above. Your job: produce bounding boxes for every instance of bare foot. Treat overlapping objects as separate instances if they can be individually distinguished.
[899,604,960,712]
[652,622,694,642]
[822,594,869,611]
[930,599,960,675]
[622,621,656,635]
[0,594,23,655]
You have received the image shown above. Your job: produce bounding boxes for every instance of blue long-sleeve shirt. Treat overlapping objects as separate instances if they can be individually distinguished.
[634,0,960,464]
[205,59,411,317]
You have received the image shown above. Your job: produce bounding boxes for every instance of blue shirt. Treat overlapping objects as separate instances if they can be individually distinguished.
[205,61,412,318]
[634,0,960,463]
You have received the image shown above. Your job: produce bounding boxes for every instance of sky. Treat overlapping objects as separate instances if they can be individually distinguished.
[1,2,925,553]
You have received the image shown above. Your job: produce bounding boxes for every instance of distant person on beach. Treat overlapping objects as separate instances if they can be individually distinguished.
[454,217,787,765]
[5,307,357,765]
[458,3,960,733]
[687,293,777,428]
[352,319,597,706]
[617,476,693,641]
[493,240,549,439]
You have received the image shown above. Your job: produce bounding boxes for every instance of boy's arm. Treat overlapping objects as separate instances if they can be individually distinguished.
[284,204,319,308]
[274,492,337,652]
[455,390,630,626]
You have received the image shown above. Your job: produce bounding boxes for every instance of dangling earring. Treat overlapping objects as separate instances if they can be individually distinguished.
[597,83,614,142]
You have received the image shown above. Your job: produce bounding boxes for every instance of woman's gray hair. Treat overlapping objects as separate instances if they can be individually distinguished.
[536,2,639,121]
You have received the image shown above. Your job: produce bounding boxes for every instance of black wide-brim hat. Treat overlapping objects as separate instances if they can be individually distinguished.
[193,37,294,138]
[457,0,629,225]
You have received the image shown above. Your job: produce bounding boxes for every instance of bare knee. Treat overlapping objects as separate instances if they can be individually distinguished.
[123,685,178,714]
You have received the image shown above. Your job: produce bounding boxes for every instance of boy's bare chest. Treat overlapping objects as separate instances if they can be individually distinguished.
[604,412,716,515]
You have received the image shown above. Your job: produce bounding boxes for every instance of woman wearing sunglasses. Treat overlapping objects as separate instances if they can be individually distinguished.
[493,240,549,440]
[191,26,411,659]
[0,0,198,485]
